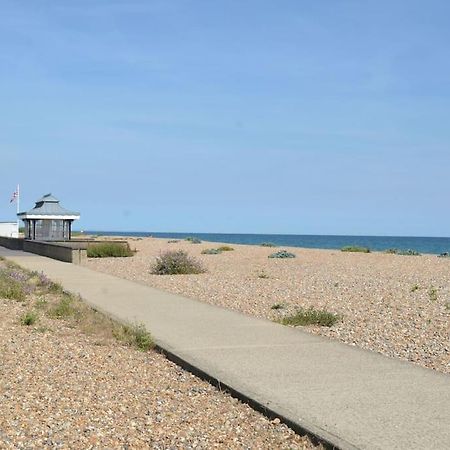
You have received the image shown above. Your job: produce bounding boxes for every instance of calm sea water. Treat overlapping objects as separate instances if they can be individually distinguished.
[85,231,450,255]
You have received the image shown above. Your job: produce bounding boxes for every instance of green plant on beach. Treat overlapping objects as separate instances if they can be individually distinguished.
[0,270,27,301]
[167,239,180,243]
[260,242,276,247]
[21,310,38,326]
[257,270,270,279]
[268,250,296,259]
[280,308,341,327]
[410,284,420,293]
[428,286,438,302]
[87,243,134,258]
[217,246,234,251]
[201,248,222,255]
[152,250,206,275]
[48,293,79,319]
[396,249,421,256]
[341,246,370,253]
[0,259,154,352]
[185,237,202,244]
[114,323,154,351]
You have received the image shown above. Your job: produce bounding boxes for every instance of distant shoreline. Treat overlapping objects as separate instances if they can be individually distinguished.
[78,231,450,255]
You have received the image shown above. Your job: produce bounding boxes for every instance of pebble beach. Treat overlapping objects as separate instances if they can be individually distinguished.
[87,237,450,374]
[0,274,316,449]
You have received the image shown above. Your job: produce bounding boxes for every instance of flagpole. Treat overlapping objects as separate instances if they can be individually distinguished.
[16,184,20,232]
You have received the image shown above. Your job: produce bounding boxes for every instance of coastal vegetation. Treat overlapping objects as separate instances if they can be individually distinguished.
[0,260,153,351]
[152,250,206,275]
[185,237,202,244]
[280,308,341,327]
[341,246,370,253]
[201,248,222,255]
[385,248,421,256]
[217,245,234,251]
[268,250,296,258]
[87,243,134,258]
[260,242,277,247]
[201,246,234,254]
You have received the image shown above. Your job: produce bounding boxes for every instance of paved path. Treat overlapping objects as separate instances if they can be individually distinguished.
[1,247,449,450]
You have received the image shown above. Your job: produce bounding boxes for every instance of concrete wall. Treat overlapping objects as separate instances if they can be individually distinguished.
[0,236,24,250]
[23,241,87,265]
[0,222,19,238]
[0,237,130,265]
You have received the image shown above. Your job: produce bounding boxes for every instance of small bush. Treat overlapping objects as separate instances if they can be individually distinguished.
[438,252,449,258]
[185,237,202,244]
[21,310,38,326]
[428,286,438,302]
[201,248,222,255]
[268,250,296,259]
[152,250,206,275]
[115,323,154,351]
[217,245,234,251]
[87,243,134,258]
[385,248,398,254]
[167,239,180,243]
[341,246,370,253]
[260,242,276,247]
[411,284,420,292]
[280,308,341,327]
[257,270,270,279]
[396,249,420,256]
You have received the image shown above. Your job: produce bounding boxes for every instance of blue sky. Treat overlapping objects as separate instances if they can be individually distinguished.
[1,1,449,236]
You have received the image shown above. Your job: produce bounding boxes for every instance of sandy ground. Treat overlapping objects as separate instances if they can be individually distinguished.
[87,237,450,374]
[0,295,316,449]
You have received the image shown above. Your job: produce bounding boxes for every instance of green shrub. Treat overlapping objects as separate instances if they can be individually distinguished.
[341,246,370,253]
[260,242,276,247]
[217,245,234,251]
[396,249,420,256]
[385,248,398,254]
[438,252,449,258]
[167,239,180,243]
[410,284,420,292]
[185,237,202,244]
[280,308,341,327]
[21,310,38,326]
[115,323,154,351]
[201,248,222,255]
[152,250,206,275]
[87,243,134,258]
[257,270,270,279]
[428,286,438,302]
[268,250,296,259]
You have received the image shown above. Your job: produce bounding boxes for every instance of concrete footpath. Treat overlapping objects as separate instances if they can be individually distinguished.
[1,247,449,450]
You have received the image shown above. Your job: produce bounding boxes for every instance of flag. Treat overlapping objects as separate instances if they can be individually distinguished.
[10,189,18,203]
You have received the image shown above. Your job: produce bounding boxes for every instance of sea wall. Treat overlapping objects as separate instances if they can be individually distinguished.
[0,237,130,265]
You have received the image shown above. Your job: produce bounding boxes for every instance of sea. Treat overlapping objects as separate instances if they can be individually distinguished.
[84,232,450,255]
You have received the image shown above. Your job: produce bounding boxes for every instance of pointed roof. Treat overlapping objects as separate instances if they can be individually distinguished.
[18,193,80,219]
